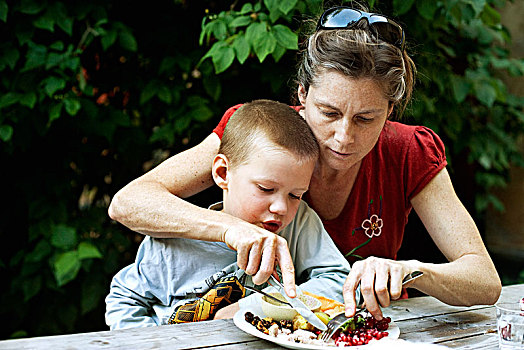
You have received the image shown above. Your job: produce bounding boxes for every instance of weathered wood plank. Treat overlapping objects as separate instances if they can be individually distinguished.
[0,284,521,349]
[0,320,257,350]
[439,333,498,349]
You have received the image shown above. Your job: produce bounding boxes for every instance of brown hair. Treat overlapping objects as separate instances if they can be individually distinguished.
[219,99,319,168]
[296,6,416,118]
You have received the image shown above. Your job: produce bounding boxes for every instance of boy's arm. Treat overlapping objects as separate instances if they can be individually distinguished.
[286,202,352,302]
[105,239,165,330]
[105,271,160,329]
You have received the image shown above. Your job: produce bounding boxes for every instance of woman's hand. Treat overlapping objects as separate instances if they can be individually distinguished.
[343,257,418,320]
[223,223,297,297]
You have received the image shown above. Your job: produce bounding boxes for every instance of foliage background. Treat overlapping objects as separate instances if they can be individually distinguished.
[1,0,523,339]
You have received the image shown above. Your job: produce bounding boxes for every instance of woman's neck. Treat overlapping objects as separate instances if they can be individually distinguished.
[312,159,361,184]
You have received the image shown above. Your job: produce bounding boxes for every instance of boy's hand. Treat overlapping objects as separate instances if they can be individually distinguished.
[213,303,240,319]
[223,223,297,298]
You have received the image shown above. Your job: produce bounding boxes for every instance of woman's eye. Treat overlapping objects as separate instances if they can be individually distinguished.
[258,185,273,193]
[289,193,302,200]
[356,115,373,122]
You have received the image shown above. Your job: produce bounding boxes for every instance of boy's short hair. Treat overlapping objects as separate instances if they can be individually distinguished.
[219,99,319,168]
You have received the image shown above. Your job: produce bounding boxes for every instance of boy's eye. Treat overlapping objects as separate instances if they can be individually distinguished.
[321,110,338,118]
[289,193,302,200]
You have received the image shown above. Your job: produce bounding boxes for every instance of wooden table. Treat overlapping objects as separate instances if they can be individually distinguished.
[1,284,521,349]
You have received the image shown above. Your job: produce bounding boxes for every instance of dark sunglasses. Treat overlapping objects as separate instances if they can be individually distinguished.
[316,7,405,51]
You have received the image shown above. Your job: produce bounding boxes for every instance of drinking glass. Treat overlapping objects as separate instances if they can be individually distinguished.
[496,301,524,349]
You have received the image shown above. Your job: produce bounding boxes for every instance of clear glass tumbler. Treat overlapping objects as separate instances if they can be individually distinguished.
[496,301,524,349]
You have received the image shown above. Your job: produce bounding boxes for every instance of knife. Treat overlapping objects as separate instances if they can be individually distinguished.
[268,275,328,331]
[356,270,424,308]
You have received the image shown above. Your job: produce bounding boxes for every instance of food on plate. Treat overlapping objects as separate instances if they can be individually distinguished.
[261,292,322,321]
[244,291,392,347]
[303,291,345,318]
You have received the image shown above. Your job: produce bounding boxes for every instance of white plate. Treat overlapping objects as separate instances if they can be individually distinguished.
[233,305,400,349]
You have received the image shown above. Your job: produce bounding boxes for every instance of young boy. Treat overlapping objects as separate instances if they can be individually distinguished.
[105,99,351,330]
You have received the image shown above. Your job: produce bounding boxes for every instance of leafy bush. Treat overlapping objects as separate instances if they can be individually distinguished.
[0,0,522,339]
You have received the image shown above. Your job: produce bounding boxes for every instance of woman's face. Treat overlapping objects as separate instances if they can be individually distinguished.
[298,70,391,173]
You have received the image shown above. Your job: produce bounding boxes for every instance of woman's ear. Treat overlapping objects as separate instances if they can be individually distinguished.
[212,154,230,190]
[297,84,307,106]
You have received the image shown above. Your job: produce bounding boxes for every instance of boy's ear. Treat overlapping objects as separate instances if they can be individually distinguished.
[212,154,230,190]
[297,84,307,106]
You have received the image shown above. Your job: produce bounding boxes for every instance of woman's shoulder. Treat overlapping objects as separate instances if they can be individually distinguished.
[380,121,445,152]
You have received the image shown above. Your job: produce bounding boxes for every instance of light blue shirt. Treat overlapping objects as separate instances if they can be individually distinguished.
[105,201,352,330]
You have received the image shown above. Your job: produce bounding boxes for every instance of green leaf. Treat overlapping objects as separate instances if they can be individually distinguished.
[240,3,253,14]
[64,97,82,116]
[54,250,81,286]
[51,224,77,249]
[0,124,13,141]
[4,47,19,69]
[46,52,64,69]
[480,4,500,26]
[233,34,250,64]
[56,16,73,36]
[188,106,214,122]
[33,13,55,32]
[22,42,47,71]
[229,15,251,28]
[203,74,222,101]
[101,29,118,51]
[78,242,103,260]
[119,30,137,52]
[466,0,486,16]
[212,45,235,73]
[450,75,471,103]
[25,239,52,263]
[0,0,7,22]
[253,31,277,62]
[48,102,63,125]
[20,92,37,108]
[0,92,20,109]
[210,20,228,40]
[23,274,42,302]
[81,276,105,314]
[19,0,45,14]
[245,22,267,44]
[393,0,415,15]
[140,82,157,104]
[157,85,172,104]
[416,0,438,20]
[272,25,297,50]
[474,81,497,107]
[272,44,286,62]
[279,0,298,14]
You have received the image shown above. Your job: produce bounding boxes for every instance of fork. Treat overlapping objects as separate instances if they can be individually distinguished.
[320,308,363,341]
[320,271,423,342]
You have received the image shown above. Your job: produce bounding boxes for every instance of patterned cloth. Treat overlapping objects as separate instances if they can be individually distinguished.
[168,271,245,323]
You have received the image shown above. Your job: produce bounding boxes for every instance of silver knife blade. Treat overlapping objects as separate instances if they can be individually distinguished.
[269,275,327,331]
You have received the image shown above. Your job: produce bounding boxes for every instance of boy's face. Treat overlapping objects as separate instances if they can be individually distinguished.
[214,143,315,234]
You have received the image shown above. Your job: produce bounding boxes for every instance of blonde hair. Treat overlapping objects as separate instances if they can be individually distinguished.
[219,99,319,168]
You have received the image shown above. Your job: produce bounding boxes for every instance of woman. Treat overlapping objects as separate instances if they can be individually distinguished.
[108,5,501,320]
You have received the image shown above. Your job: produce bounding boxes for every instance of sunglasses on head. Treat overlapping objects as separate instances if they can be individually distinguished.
[316,6,405,51]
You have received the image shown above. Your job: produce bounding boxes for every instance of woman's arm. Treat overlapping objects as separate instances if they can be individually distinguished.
[343,168,501,319]
[407,167,501,304]
[108,133,297,293]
